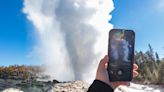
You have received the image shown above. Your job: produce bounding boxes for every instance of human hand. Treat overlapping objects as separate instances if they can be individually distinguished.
[96,55,138,89]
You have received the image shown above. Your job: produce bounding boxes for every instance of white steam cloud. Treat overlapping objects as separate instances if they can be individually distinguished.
[111,38,130,62]
[23,0,114,82]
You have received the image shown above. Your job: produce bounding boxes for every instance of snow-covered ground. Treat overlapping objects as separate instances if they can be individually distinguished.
[1,81,164,92]
[115,83,164,92]
[2,88,23,92]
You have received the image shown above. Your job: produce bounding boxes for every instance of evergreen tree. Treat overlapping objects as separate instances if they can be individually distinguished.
[147,44,155,62]
[155,52,160,63]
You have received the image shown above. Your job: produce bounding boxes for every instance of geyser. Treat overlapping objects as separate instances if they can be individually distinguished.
[23,0,114,82]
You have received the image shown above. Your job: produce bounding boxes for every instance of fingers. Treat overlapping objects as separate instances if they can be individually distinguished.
[133,64,138,70]
[133,70,138,77]
[99,55,108,68]
[101,55,108,64]
[113,82,129,85]
[133,64,138,77]
[111,82,130,88]
[118,82,129,86]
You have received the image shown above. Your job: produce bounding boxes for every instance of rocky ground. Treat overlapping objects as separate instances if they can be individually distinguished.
[0,79,164,92]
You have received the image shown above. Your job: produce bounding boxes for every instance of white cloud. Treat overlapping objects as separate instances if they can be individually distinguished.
[156,0,164,13]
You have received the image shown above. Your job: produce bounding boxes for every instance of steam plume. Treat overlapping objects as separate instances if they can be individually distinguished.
[23,0,114,82]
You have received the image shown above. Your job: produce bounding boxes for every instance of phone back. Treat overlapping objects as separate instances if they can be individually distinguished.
[108,29,135,82]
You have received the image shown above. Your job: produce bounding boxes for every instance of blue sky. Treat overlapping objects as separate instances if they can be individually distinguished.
[0,0,164,66]
[111,0,164,57]
[0,0,35,66]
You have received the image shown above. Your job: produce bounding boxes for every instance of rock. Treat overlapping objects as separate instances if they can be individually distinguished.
[52,81,89,92]
[53,79,59,84]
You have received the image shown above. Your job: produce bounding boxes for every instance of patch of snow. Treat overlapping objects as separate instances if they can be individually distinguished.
[2,88,23,92]
[115,83,164,92]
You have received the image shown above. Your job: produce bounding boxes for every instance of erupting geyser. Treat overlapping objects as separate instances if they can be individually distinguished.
[23,0,114,82]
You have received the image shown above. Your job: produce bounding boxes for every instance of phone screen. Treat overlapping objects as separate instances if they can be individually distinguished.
[108,29,135,81]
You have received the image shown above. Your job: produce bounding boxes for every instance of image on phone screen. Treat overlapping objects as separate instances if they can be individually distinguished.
[108,29,135,81]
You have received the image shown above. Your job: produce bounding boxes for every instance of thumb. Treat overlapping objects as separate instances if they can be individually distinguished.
[99,55,108,69]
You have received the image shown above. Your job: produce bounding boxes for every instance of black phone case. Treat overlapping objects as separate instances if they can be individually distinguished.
[107,29,135,82]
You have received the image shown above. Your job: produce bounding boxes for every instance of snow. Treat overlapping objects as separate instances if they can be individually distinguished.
[2,88,23,92]
[115,83,164,92]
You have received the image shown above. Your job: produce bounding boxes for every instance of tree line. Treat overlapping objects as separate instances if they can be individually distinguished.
[0,65,43,80]
[134,44,164,84]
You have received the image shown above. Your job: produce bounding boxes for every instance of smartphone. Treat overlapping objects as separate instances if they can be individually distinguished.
[107,29,135,82]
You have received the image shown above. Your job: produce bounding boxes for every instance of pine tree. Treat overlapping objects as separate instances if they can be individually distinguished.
[147,44,155,62]
[155,52,160,63]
